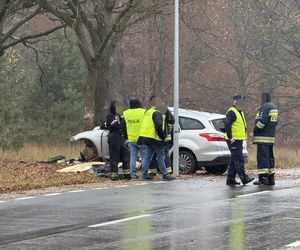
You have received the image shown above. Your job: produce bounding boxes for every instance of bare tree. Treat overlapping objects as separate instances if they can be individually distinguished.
[0,0,66,56]
[34,0,186,127]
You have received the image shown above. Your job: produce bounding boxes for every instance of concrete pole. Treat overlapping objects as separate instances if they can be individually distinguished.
[173,0,180,176]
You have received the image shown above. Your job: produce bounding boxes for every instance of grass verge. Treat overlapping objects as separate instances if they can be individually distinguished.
[0,144,299,194]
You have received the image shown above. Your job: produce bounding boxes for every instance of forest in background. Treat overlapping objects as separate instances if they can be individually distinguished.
[0,0,300,149]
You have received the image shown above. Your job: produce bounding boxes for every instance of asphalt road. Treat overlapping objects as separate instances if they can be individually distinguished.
[1,178,300,250]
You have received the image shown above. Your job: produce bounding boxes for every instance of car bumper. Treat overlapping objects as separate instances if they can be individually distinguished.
[197,154,248,167]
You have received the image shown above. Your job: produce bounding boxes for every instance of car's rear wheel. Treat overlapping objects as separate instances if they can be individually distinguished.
[178,150,196,174]
[204,165,228,175]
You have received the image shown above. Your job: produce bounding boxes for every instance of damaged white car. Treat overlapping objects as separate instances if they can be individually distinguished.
[71,108,248,174]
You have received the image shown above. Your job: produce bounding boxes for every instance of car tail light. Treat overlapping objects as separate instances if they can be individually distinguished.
[199,133,225,141]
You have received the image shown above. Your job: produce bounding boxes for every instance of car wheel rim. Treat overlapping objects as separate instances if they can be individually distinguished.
[179,153,192,173]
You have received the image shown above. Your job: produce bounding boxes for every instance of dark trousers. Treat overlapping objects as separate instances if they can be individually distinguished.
[257,144,275,170]
[108,132,130,175]
[226,140,247,181]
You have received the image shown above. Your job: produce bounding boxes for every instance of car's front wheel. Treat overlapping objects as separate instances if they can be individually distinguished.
[177,150,196,174]
[204,165,228,175]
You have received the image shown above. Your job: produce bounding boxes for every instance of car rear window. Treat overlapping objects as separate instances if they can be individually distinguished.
[211,118,226,133]
[179,117,205,130]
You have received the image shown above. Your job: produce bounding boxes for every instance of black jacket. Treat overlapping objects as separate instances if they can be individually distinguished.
[106,113,124,134]
[253,102,278,144]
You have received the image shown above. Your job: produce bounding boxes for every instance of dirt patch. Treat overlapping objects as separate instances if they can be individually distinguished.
[1,162,299,200]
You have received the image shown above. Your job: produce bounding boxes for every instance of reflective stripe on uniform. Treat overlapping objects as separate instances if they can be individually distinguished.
[269,168,275,174]
[148,169,157,174]
[269,109,278,122]
[166,167,172,173]
[123,169,130,174]
[256,121,265,129]
[257,168,269,175]
[253,136,275,143]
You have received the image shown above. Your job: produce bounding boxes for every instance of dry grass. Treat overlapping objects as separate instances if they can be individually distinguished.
[0,144,299,194]
[247,145,300,170]
[0,162,104,194]
[0,143,83,163]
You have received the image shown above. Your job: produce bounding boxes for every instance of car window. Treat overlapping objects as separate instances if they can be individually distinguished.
[179,117,205,130]
[211,118,226,133]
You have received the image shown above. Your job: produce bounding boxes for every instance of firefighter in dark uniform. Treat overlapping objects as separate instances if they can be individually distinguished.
[225,95,254,186]
[253,92,278,185]
[106,101,130,181]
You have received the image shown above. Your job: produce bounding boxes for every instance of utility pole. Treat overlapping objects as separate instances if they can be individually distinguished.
[173,0,180,176]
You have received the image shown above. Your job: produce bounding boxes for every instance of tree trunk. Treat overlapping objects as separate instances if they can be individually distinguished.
[83,67,97,129]
[94,59,110,125]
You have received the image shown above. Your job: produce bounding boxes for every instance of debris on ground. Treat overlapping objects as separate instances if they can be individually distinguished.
[57,161,105,173]
[38,155,66,164]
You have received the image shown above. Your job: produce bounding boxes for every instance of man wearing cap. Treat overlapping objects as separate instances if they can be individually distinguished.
[224,95,254,185]
[253,92,278,185]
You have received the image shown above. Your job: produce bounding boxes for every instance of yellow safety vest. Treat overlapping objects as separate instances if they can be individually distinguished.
[139,107,165,141]
[225,107,247,140]
[123,108,145,142]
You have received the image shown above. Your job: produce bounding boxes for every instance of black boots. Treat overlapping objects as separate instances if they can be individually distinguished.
[268,173,275,185]
[253,174,275,185]
[241,176,255,185]
[226,179,241,186]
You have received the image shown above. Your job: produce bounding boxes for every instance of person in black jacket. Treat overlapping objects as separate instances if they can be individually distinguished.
[138,96,175,181]
[148,108,175,176]
[106,101,130,181]
[253,92,278,185]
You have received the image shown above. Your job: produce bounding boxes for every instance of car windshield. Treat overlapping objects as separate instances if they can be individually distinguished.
[211,118,226,133]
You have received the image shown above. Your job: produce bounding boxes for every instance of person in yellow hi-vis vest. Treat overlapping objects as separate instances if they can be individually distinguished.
[123,98,147,180]
[224,95,254,186]
[148,108,175,176]
[138,96,175,181]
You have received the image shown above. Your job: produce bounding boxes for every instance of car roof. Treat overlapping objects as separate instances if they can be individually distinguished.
[168,107,225,120]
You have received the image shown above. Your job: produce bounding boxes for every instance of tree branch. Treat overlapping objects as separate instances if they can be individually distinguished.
[1,23,66,50]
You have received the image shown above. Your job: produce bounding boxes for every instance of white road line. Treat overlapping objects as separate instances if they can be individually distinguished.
[94,187,108,190]
[16,196,35,200]
[135,183,150,186]
[43,193,61,196]
[115,185,129,188]
[286,241,300,247]
[153,181,165,184]
[236,191,271,198]
[0,200,6,203]
[69,190,85,193]
[88,214,152,228]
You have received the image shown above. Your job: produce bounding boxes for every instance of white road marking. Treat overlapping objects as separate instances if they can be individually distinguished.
[286,241,300,247]
[0,200,6,203]
[135,183,149,186]
[16,196,35,200]
[115,185,129,188]
[94,187,109,190]
[88,214,152,228]
[69,190,85,193]
[153,181,165,184]
[43,193,61,196]
[236,191,271,198]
